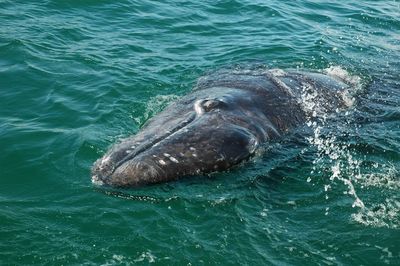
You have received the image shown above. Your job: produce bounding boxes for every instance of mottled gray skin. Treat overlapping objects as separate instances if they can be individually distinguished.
[92,69,349,187]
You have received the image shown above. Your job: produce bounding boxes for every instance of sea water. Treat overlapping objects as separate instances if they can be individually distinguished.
[0,0,399,264]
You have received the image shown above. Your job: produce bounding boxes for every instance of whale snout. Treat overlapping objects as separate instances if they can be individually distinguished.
[92,153,164,187]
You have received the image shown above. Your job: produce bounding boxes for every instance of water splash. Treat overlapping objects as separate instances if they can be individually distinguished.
[307,123,400,228]
[301,66,365,209]
[302,67,399,229]
[357,163,399,190]
[352,198,399,229]
[134,251,157,263]
[306,125,365,209]
[351,163,400,228]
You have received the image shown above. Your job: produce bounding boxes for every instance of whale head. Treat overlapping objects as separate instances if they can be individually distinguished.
[91,87,277,187]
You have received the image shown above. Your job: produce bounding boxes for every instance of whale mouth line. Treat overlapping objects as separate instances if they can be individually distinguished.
[111,112,197,174]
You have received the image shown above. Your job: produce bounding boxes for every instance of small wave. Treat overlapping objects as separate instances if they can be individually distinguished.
[324,66,362,88]
[134,94,181,126]
[324,66,365,108]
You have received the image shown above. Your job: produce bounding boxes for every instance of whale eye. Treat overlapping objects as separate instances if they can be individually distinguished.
[202,99,225,112]
[194,98,227,115]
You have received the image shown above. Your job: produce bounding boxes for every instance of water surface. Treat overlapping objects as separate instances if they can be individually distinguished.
[0,0,399,264]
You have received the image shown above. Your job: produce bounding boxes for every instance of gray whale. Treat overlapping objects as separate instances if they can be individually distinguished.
[92,68,352,187]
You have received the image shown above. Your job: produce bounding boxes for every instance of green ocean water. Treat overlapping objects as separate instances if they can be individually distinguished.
[1,0,399,264]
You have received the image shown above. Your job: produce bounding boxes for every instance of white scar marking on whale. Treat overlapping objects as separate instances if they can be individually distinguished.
[162,152,179,163]
[169,156,179,163]
[158,159,166,165]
